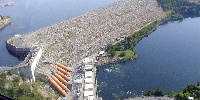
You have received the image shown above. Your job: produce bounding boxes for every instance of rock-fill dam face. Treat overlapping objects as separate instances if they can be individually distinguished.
[9,0,164,67]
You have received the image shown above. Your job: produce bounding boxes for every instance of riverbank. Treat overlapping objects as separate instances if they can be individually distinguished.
[103,0,200,65]
[97,11,171,66]
[0,16,11,30]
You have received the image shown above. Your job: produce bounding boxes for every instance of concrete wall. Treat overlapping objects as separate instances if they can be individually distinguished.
[30,48,43,82]
[6,43,43,82]
[6,41,30,57]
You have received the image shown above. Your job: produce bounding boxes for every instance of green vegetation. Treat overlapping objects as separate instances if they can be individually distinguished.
[106,16,169,61]
[0,72,52,100]
[115,49,138,60]
[168,90,176,98]
[175,82,200,99]
[142,82,200,99]
[157,0,200,20]
[144,88,165,97]
[107,0,200,61]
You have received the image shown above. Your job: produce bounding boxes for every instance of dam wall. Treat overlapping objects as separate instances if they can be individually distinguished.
[12,0,164,68]
[6,34,31,57]
[6,42,30,57]
[3,36,43,82]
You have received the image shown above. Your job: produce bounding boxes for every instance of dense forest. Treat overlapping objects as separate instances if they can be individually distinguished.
[157,0,200,20]
[175,82,200,99]
[143,82,200,99]
[106,0,200,61]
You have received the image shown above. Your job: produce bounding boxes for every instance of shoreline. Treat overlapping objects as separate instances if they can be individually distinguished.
[0,16,11,30]
[96,11,171,67]
[4,0,166,66]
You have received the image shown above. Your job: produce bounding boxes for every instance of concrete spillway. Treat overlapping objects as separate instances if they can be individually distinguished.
[8,0,164,67]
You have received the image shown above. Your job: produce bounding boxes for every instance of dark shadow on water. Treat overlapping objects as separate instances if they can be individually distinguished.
[7,50,26,61]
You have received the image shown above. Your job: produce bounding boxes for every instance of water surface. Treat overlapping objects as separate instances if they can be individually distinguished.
[0,0,120,66]
[97,17,200,100]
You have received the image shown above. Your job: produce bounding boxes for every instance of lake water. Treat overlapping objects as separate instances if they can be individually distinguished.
[97,17,200,100]
[1,0,200,100]
[0,0,120,66]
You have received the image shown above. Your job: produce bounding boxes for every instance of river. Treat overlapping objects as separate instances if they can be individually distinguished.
[97,17,200,100]
[0,0,120,66]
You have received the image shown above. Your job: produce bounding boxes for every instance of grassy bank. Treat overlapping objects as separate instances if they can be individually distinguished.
[106,11,171,61]
[106,0,200,61]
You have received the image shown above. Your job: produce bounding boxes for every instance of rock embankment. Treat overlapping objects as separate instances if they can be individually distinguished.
[96,57,124,67]
[0,16,11,30]
[11,0,164,67]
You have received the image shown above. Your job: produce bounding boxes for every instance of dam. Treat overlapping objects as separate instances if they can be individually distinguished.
[17,0,164,66]
[5,0,165,99]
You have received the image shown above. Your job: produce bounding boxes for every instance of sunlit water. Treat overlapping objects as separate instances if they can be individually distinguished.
[0,0,120,66]
[97,17,200,100]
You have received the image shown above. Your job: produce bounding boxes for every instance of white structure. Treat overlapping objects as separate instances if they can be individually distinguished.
[97,51,105,56]
[82,58,98,100]
[188,97,194,100]
[11,47,43,82]
[30,47,43,82]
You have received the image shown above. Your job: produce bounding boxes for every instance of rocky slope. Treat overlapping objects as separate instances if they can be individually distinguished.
[0,16,11,30]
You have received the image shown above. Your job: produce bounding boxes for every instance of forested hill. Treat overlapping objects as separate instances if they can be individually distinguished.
[157,0,200,20]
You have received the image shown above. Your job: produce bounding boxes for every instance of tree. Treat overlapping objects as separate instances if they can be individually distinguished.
[197,82,200,86]
[13,77,20,86]
[18,83,31,95]
[168,90,176,98]
[154,88,165,96]
[0,73,7,79]
[108,49,116,57]
[175,92,189,99]
[7,71,13,76]
[144,89,155,96]
[119,52,125,57]
[106,43,113,50]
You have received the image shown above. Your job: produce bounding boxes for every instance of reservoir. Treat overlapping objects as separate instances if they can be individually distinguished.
[1,0,200,100]
[97,17,200,100]
[0,0,120,66]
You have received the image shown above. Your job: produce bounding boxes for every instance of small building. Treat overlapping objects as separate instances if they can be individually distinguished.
[97,51,104,57]
[121,35,126,38]
[188,97,194,100]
